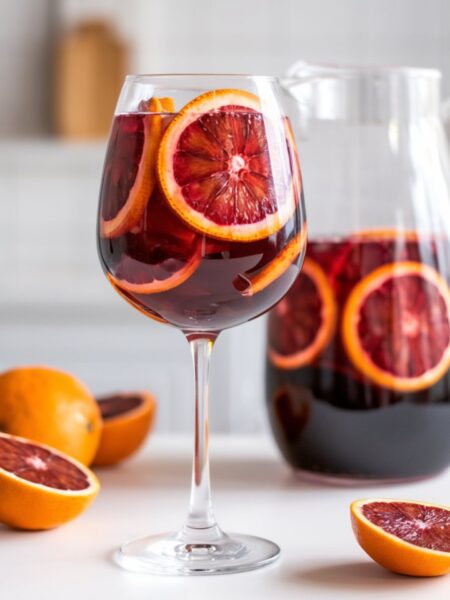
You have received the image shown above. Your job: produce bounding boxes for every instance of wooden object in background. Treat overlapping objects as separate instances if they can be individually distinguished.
[54,20,127,139]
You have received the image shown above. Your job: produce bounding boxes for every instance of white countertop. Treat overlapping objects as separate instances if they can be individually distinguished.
[2,434,449,600]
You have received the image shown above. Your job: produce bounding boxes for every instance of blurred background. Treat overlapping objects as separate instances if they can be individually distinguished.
[1,0,450,432]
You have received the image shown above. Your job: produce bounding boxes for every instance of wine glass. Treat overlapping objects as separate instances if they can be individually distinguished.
[97,74,306,575]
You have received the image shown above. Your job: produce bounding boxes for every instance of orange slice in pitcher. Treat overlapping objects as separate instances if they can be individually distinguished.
[158,89,296,242]
[342,261,450,392]
[107,192,201,295]
[235,228,307,296]
[268,257,337,369]
[101,97,174,238]
[351,498,450,576]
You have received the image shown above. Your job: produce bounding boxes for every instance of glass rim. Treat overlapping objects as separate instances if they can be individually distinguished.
[286,61,441,80]
[125,73,279,83]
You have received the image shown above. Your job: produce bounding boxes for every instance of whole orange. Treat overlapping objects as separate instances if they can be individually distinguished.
[0,366,102,465]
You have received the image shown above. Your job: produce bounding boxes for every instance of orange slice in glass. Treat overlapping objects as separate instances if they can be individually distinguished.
[107,192,201,295]
[268,257,337,369]
[101,96,174,238]
[351,498,450,576]
[234,227,307,296]
[158,89,296,242]
[342,261,450,392]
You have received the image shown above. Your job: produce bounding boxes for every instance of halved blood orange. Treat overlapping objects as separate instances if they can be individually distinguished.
[268,257,337,369]
[351,498,450,576]
[94,392,156,467]
[0,432,99,530]
[342,261,450,392]
[158,89,296,242]
[107,192,201,294]
[101,96,174,239]
[234,227,307,296]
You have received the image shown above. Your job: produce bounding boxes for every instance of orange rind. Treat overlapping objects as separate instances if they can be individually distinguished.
[94,392,156,466]
[269,256,337,369]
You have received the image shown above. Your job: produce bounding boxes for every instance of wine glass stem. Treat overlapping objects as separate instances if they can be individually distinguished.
[185,335,217,530]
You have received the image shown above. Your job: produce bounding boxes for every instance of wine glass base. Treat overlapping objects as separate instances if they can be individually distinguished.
[114,528,280,576]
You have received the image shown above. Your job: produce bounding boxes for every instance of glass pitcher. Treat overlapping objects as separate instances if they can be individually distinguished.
[266,63,450,482]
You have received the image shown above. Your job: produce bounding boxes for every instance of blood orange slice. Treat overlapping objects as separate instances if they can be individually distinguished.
[0,432,99,530]
[342,261,450,392]
[158,89,296,242]
[268,257,337,369]
[351,498,450,576]
[94,392,156,466]
[107,192,201,294]
[234,227,307,296]
[101,96,173,239]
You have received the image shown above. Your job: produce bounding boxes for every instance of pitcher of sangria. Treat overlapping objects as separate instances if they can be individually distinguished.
[267,64,450,482]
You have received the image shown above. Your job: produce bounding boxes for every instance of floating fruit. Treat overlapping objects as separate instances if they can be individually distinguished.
[342,261,450,392]
[0,432,99,530]
[234,228,307,296]
[268,257,337,369]
[158,88,296,242]
[351,498,450,576]
[101,96,174,238]
[94,392,156,466]
[107,191,201,294]
[0,366,102,466]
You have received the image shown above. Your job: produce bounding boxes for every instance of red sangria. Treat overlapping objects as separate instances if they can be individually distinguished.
[98,94,304,332]
[97,76,306,575]
[267,231,450,480]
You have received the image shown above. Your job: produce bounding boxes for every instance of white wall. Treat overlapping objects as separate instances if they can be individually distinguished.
[60,0,450,96]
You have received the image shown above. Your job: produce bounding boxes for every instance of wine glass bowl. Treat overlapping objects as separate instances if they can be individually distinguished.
[97,74,306,575]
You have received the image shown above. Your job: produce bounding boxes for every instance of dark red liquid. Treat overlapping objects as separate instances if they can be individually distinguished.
[98,112,303,332]
[266,235,450,479]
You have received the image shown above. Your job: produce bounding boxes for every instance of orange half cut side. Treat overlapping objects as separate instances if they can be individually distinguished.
[351,498,450,577]
[0,432,99,530]
[102,97,172,238]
